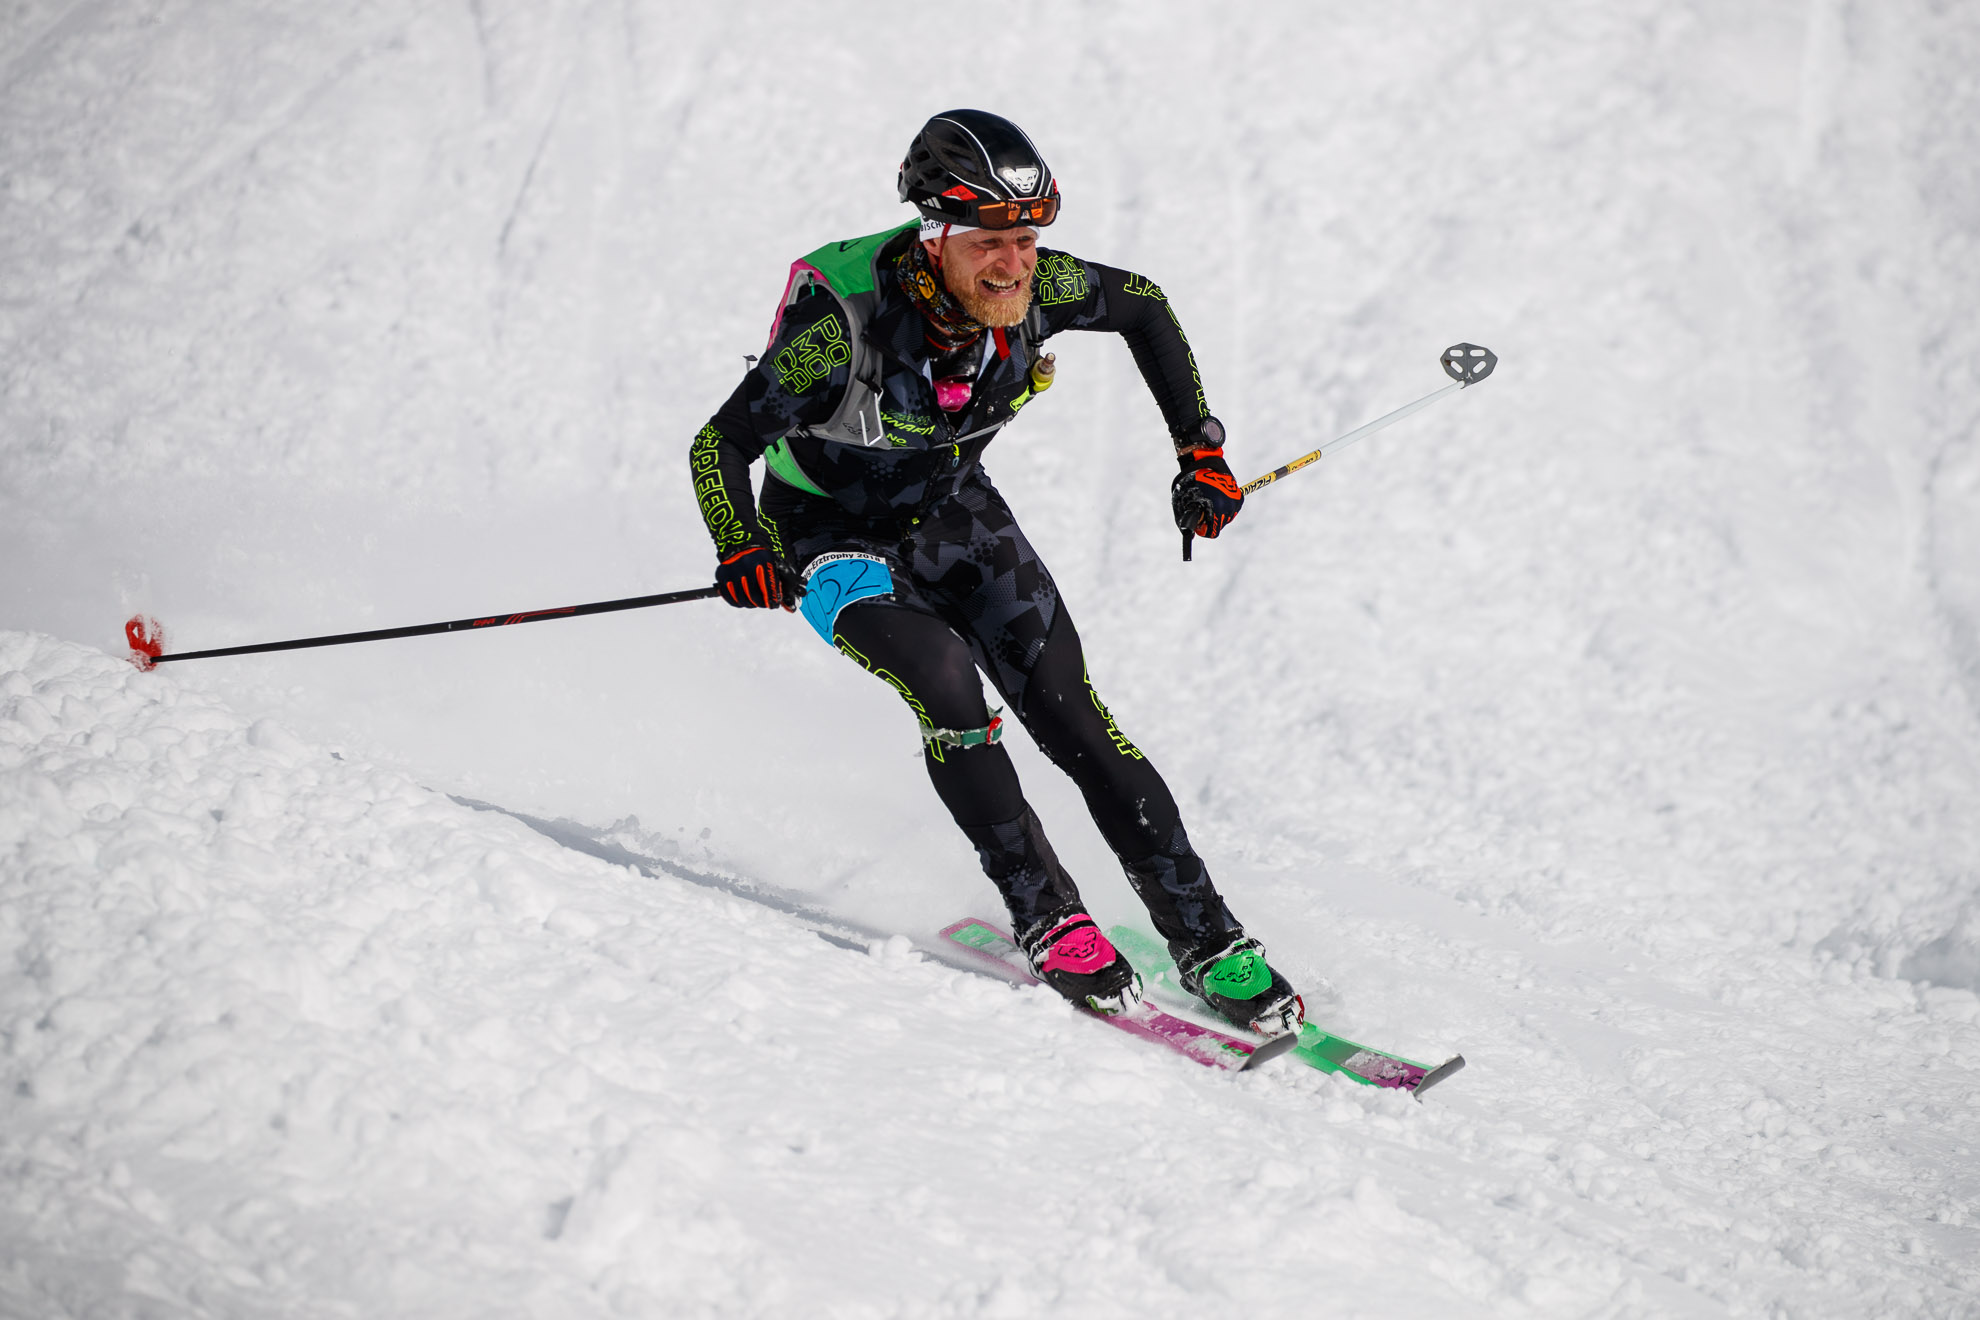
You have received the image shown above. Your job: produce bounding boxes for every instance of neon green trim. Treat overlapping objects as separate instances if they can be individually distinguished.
[881,409,936,436]
[757,508,786,558]
[764,438,829,497]
[689,423,753,552]
[1084,666,1145,760]
[835,636,948,764]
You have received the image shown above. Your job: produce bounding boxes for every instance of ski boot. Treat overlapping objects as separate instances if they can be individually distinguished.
[1020,912,1143,1015]
[1177,933,1304,1037]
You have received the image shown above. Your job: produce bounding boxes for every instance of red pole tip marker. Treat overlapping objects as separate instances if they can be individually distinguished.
[125,615,163,671]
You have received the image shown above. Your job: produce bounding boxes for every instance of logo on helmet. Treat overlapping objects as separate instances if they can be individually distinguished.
[999,166,1040,195]
[942,184,979,201]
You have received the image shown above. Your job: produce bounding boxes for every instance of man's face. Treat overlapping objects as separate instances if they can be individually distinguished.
[930,227,1039,327]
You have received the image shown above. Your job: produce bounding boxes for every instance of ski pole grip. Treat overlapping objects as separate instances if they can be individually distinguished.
[1181,529,1194,562]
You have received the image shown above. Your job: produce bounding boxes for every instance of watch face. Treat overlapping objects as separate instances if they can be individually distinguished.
[1175,416,1226,454]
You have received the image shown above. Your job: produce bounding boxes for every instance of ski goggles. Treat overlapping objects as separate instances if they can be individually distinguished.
[923,193,1059,232]
[968,195,1059,228]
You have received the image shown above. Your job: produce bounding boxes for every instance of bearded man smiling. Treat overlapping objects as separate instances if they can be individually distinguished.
[935,228,1037,326]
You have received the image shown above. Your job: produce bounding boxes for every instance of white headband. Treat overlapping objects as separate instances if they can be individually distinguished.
[918,216,980,241]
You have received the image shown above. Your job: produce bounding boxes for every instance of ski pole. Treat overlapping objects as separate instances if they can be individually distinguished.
[1181,342,1497,560]
[124,584,722,670]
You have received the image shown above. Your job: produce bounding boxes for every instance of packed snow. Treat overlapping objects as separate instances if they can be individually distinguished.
[4,2,1979,1317]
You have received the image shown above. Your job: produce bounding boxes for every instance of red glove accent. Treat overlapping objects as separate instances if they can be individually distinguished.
[716,545,791,610]
[1172,447,1244,538]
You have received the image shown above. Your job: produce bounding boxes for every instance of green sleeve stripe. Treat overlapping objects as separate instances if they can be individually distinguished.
[764,438,830,498]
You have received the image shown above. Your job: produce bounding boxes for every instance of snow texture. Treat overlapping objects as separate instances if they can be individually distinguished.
[4,2,1979,1317]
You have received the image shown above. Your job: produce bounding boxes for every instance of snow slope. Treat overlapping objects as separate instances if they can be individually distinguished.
[7,632,1975,1317]
[5,1,1980,1316]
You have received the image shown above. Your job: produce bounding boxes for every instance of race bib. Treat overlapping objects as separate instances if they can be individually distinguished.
[800,553,894,643]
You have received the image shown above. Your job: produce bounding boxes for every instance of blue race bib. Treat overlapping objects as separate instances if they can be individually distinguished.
[799,553,894,643]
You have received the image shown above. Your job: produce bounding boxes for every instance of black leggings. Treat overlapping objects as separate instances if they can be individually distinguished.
[777,471,1239,947]
[833,602,1178,851]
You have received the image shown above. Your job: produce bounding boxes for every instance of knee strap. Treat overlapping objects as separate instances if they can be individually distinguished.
[921,708,1005,752]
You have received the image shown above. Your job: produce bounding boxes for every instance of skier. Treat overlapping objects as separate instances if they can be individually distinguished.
[690,109,1304,1037]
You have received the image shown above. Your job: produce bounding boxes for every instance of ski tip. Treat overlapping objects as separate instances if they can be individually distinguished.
[939,916,1009,941]
[1411,1053,1467,1100]
[1240,1029,1303,1072]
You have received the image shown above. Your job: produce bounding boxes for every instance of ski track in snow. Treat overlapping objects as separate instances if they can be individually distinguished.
[4,1,1980,1317]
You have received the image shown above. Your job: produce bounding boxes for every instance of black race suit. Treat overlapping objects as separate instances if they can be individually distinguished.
[690,228,1241,953]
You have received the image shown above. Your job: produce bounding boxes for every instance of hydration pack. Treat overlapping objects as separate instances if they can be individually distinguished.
[764,223,1044,450]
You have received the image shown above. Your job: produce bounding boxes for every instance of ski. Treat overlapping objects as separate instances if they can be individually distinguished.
[939,918,1298,1074]
[453,801,1426,1088]
[456,799,1400,1088]
[1105,925,1465,1099]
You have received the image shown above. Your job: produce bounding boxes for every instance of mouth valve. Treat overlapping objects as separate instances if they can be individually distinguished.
[1028,352,1056,394]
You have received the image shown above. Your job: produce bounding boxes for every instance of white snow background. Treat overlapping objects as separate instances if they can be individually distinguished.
[4,1,1979,1316]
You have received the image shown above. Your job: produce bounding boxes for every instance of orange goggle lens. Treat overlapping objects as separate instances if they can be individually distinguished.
[971,196,1059,229]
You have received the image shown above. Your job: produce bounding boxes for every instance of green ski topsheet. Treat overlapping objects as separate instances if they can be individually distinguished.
[1105,925,1464,1096]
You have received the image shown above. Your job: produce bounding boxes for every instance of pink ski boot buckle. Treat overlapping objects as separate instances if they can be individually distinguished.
[1038,915,1118,978]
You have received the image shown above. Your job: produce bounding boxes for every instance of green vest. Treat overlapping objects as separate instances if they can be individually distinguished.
[760,223,1045,498]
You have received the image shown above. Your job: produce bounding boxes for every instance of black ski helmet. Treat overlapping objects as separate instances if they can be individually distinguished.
[898,110,1059,228]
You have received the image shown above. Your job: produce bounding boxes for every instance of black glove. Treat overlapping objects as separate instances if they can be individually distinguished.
[1170,416,1243,539]
[715,544,793,610]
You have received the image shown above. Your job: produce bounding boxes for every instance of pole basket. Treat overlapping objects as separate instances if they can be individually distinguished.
[1440,343,1497,385]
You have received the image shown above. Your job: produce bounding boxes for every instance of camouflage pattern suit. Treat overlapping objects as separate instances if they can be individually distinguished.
[691,223,1242,954]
